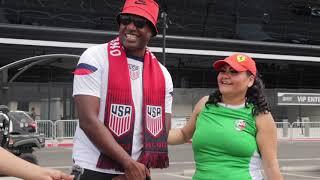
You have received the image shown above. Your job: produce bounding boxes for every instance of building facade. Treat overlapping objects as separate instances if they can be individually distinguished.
[0,0,320,122]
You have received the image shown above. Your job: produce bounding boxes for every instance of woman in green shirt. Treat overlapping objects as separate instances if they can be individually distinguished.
[168,53,282,180]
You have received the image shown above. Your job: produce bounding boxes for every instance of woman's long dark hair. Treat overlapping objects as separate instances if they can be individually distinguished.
[206,74,271,116]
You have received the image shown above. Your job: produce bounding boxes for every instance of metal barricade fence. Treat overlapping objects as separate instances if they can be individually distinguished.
[36,119,320,142]
[172,116,188,129]
[55,120,78,139]
[275,122,291,140]
[290,122,320,141]
[36,120,55,139]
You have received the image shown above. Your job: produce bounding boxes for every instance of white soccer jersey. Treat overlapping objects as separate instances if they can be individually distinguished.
[72,43,173,174]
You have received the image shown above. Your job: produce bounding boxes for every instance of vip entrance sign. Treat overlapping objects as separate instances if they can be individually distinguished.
[277,92,320,105]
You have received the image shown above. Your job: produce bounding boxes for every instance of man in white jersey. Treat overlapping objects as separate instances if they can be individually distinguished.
[72,0,173,180]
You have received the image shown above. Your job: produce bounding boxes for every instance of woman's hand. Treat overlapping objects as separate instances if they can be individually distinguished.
[28,167,74,180]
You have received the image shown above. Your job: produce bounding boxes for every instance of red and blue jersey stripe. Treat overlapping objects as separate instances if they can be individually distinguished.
[73,63,98,75]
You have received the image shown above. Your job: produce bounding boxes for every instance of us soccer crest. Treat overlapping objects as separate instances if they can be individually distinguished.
[128,64,140,80]
[146,105,163,137]
[234,119,246,131]
[109,104,132,137]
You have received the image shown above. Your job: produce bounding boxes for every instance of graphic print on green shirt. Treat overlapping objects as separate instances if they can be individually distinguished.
[192,103,263,180]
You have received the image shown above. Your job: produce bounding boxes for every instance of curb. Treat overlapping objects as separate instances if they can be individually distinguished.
[45,140,73,147]
[290,138,320,142]
[45,143,73,147]
[278,138,320,142]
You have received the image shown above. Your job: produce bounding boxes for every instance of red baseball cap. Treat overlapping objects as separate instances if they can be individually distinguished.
[117,0,159,36]
[213,53,257,76]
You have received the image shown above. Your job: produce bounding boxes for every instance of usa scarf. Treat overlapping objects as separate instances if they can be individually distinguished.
[96,37,169,171]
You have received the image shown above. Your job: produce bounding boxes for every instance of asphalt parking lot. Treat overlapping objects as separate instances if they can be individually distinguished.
[1,141,320,179]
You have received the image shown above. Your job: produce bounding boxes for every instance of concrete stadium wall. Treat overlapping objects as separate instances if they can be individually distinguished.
[172,88,213,117]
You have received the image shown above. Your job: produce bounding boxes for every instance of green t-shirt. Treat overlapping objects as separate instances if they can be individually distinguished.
[192,103,263,180]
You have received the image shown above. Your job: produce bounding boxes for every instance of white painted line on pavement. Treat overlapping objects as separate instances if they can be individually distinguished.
[282,172,320,179]
[279,158,320,161]
[43,158,320,170]
[170,161,194,165]
[165,173,192,179]
[281,166,320,172]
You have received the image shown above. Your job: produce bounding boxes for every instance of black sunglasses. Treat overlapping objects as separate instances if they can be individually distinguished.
[119,15,147,29]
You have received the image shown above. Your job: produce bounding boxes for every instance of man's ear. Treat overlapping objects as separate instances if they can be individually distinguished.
[146,24,153,39]
[147,31,153,39]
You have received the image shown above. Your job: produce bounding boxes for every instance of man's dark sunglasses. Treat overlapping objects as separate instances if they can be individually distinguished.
[119,15,147,29]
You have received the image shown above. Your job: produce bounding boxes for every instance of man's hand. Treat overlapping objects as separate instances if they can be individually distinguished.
[123,160,149,180]
[112,174,126,180]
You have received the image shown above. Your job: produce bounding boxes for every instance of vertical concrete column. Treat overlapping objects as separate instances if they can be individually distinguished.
[287,107,299,139]
[303,117,310,137]
[282,119,288,138]
[0,69,9,105]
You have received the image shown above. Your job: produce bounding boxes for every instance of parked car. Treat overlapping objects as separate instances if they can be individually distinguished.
[7,111,37,133]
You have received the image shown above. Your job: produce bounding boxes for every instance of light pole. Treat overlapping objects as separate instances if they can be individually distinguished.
[161,11,168,66]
